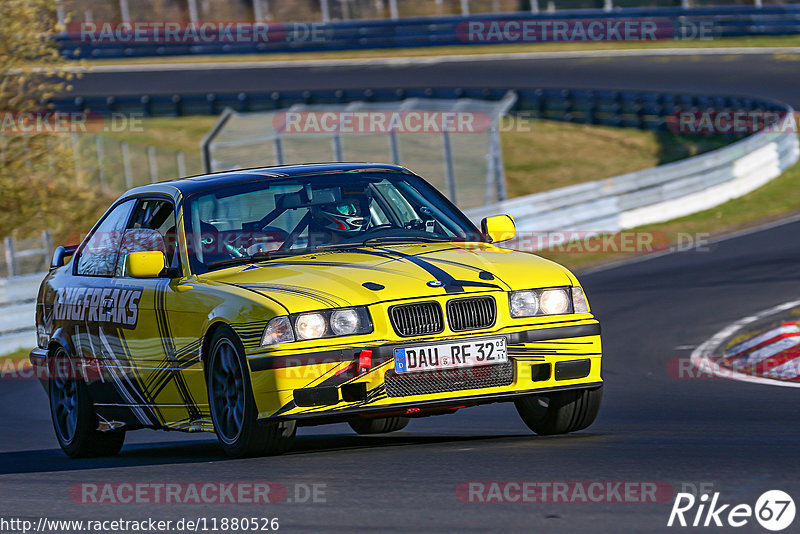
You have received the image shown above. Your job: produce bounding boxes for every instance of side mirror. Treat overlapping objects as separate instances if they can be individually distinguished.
[481,215,516,243]
[125,251,166,278]
[51,245,78,269]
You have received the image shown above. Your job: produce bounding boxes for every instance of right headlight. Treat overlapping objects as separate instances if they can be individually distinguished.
[509,287,577,318]
[261,307,373,346]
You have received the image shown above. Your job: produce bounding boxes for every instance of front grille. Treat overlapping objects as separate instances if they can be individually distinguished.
[447,296,497,332]
[389,301,444,337]
[384,362,514,397]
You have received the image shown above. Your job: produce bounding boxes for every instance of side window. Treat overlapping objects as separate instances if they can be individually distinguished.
[116,199,178,277]
[76,200,136,276]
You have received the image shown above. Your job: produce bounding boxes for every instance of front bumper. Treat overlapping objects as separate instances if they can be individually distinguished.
[248,320,602,423]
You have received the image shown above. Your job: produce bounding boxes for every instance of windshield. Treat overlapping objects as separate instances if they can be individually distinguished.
[184,171,484,273]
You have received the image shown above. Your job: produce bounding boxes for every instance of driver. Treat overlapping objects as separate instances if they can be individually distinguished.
[308,197,370,245]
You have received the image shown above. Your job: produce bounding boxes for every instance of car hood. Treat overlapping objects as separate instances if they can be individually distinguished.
[203,242,574,312]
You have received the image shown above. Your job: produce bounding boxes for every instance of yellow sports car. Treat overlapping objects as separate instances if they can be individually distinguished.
[31,163,602,458]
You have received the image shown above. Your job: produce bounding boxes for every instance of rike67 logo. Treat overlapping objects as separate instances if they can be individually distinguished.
[668,490,796,531]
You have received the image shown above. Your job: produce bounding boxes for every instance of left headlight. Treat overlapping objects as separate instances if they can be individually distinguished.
[261,307,373,346]
[509,287,573,318]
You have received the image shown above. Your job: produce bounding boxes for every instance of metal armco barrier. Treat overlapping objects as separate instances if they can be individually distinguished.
[58,5,800,59]
[465,109,800,236]
[0,274,43,355]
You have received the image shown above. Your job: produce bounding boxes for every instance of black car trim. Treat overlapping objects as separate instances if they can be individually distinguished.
[248,321,601,372]
[267,381,604,424]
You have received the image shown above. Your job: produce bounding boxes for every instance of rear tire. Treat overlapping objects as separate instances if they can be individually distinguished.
[207,327,295,458]
[48,348,126,458]
[515,386,602,435]
[349,417,409,435]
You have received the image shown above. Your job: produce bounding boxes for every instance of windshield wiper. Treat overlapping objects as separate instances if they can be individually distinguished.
[361,236,453,246]
[206,250,296,269]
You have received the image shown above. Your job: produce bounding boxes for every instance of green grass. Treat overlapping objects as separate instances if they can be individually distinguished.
[99,116,219,155]
[501,118,729,196]
[0,348,31,360]
[66,35,800,67]
[0,347,32,366]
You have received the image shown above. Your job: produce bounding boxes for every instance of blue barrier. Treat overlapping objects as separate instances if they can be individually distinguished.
[58,4,800,59]
[49,85,790,144]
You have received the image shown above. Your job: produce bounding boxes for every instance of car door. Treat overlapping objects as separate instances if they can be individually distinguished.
[114,197,209,430]
[69,198,162,429]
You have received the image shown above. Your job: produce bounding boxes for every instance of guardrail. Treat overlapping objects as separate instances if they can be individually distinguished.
[0,274,42,355]
[58,4,800,59]
[1,233,52,278]
[465,110,799,234]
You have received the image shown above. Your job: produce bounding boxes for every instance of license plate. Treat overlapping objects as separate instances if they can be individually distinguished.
[393,337,507,374]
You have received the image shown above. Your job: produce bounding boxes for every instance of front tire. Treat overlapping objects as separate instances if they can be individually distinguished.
[515,386,602,435]
[349,417,409,435]
[48,348,126,458]
[207,328,295,458]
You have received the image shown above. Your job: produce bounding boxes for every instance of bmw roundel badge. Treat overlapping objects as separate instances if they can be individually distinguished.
[427,280,444,287]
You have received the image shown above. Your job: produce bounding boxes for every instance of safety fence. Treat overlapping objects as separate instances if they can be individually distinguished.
[0,133,204,194]
[57,4,800,58]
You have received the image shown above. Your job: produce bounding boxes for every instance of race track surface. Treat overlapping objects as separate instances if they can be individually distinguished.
[2,217,800,532]
[64,52,800,107]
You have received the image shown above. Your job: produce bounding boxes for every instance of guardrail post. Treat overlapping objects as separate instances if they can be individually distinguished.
[56,0,66,29]
[4,237,17,278]
[70,133,81,184]
[442,132,457,205]
[147,146,158,183]
[492,126,507,202]
[177,151,187,177]
[187,0,199,24]
[388,0,399,19]
[460,0,469,16]
[253,0,264,21]
[119,0,130,22]
[273,135,284,165]
[121,141,133,189]
[320,0,330,22]
[95,136,108,192]
[530,0,539,14]
[331,134,343,162]
[42,231,53,268]
[604,0,613,12]
[389,131,400,165]
[681,0,690,8]
[754,0,762,7]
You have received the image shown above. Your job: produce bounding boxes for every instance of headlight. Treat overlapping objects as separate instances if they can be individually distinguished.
[509,287,574,318]
[331,309,360,335]
[510,290,539,318]
[261,316,295,346]
[295,313,327,340]
[262,307,372,346]
[539,288,570,315]
[572,286,590,313]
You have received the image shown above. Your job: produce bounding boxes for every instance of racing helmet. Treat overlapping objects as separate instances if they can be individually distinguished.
[310,197,370,236]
